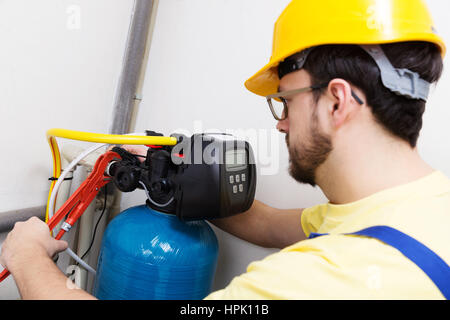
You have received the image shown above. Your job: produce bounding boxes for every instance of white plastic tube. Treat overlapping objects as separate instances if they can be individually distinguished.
[48,143,107,221]
[139,181,174,207]
[48,131,147,219]
[65,248,96,275]
[48,133,147,276]
[49,143,107,276]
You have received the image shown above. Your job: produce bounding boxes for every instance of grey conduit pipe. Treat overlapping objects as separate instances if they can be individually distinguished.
[107,0,159,224]
[0,206,46,233]
[109,0,158,135]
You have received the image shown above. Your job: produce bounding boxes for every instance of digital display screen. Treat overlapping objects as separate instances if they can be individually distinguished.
[225,150,247,170]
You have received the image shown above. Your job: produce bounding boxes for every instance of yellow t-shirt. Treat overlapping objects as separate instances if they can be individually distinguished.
[205,171,450,299]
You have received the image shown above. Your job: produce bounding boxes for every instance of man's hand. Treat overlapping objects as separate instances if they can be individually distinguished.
[0,217,68,272]
[0,217,96,299]
[108,145,148,163]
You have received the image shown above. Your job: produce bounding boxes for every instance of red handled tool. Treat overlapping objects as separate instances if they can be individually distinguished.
[0,151,121,282]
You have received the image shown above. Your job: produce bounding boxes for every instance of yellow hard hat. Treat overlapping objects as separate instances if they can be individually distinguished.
[245,0,446,97]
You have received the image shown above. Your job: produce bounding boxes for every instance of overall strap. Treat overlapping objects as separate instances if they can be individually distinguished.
[308,225,450,299]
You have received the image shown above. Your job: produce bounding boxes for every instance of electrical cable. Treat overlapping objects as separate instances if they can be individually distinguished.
[46,144,109,275]
[79,185,108,261]
[45,130,176,277]
[45,129,177,222]
[47,133,152,275]
[48,144,106,276]
[0,131,177,283]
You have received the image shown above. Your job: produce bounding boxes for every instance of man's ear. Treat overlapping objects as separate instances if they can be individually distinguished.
[326,79,356,129]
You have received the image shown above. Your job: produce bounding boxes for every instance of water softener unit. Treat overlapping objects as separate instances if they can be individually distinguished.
[93,205,219,300]
[93,132,257,300]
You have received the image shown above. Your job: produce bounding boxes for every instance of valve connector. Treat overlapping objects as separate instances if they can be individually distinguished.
[113,165,141,192]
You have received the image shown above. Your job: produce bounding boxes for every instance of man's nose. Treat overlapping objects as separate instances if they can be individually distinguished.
[276,117,289,133]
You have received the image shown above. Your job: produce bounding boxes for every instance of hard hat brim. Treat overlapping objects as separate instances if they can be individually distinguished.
[245,34,446,98]
[245,0,446,98]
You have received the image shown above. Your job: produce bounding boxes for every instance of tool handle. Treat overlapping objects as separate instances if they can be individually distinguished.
[0,269,10,282]
[0,151,120,284]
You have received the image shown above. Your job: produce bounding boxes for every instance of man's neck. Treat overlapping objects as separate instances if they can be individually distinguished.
[316,140,434,205]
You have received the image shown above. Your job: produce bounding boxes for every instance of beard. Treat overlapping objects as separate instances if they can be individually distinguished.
[286,113,332,187]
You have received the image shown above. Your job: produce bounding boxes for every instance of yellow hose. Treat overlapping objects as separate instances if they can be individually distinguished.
[45,128,178,222]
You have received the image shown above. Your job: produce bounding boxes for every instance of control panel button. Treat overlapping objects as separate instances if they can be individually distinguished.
[238,184,244,192]
[241,174,246,182]
[229,175,234,184]
[233,185,238,194]
[235,175,240,183]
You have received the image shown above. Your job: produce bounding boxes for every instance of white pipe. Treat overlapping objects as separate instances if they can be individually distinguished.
[139,181,174,207]
[54,157,74,212]
[61,144,105,170]
[49,143,106,277]
[53,156,74,233]
[48,143,107,221]
[60,145,105,288]
[65,248,96,275]
[48,132,146,276]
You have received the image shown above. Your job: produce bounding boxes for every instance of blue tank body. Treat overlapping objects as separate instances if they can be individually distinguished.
[93,205,218,300]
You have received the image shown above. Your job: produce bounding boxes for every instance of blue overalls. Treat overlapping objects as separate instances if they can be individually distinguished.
[308,226,450,299]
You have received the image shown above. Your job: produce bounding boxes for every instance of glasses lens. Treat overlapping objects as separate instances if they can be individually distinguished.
[268,97,287,120]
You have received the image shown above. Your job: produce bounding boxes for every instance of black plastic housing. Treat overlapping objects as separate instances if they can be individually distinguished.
[172,133,256,221]
[111,132,257,221]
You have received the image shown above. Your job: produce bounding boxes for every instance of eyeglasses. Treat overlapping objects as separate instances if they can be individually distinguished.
[265,82,364,121]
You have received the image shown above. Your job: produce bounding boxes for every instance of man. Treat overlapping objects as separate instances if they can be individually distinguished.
[1,0,449,299]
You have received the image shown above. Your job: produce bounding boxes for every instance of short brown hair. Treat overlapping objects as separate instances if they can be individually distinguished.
[299,42,443,147]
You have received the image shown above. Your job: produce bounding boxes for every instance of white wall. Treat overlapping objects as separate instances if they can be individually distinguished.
[0,0,134,299]
[418,1,450,170]
[0,0,133,213]
[0,0,449,299]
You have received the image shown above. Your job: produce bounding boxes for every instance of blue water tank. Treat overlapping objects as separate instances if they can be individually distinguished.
[93,205,218,300]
